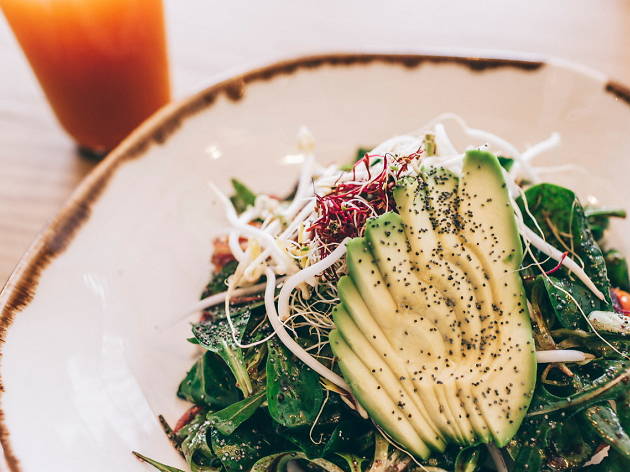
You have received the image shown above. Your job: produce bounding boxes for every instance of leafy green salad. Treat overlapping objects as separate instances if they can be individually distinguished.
[135,114,630,472]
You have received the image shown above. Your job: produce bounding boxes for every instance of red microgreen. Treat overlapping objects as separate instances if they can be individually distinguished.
[309,150,421,256]
[545,251,569,276]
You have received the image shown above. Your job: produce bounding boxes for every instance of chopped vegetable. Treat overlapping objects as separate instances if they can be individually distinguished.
[229,178,257,214]
[177,351,241,409]
[606,250,630,291]
[265,338,324,428]
[208,389,267,435]
[192,313,254,396]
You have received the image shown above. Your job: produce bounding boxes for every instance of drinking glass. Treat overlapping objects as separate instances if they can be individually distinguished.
[1,0,171,158]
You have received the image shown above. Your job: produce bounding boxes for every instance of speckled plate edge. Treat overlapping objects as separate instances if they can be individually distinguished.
[0,51,627,471]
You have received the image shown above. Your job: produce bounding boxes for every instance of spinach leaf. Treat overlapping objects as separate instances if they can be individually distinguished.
[581,403,630,460]
[497,156,515,172]
[175,410,221,472]
[250,452,346,472]
[335,454,365,472]
[321,414,373,458]
[250,452,302,472]
[585,450,629,471]
[528,279,559,350]
[542,275,600,330]
[585,208,626,242]
[606,249,630,291]
[552,330,630,359]
[210,413,282,472]
[177,351,241,409]
[272,425,322,458]
[273,396,372,459]
[509,413,551,472]
[511,361,630,471]
[202,300,265,328]
[529,361,630,416]
[520,183,611,305]
[192,312,253,397]
[207,388,266,435]
[230,178,257,214]
[507,361,630,472]
[454,445,485,472]
[241,308,274,347]
[266,339,324,428]
[132,452,186,472]
[201,260,238,299]
[547,417,597,469]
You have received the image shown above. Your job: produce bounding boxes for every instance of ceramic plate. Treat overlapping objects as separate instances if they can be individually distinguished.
[1,52,629,471]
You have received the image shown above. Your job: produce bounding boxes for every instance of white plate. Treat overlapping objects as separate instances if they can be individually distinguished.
[1,53,629,471]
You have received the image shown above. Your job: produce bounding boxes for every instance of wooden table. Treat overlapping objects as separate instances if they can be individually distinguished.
[1,0,629,286]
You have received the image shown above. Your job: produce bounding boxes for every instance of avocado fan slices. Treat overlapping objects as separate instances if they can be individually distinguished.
[330,151,536,458]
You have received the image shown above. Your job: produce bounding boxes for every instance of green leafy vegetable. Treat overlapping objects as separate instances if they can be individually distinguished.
[497,156,515,172]
[176,410,220,472]
[132,452,186,472]
[542,275,601,330]
[585,450,629,471]
[586,208,628,219]
[509,413,549,472]
[273,395,372,459]
[207,389,267,436]
[586,207,626,242]
[201,261,239,299]
[529,361,630,416]
[553,329,630,359]
[512,391,605,470]
[192,312,253,397]
[230,178,257,214]
[606,249,630,291]
[582,403,630,460]
[321,413,372,458]
[177,351,241,409]
[618,389,630,432]
[266,339,324,428]
[547,418,597,469]
[454,445,485,472]
[335,454,365,472]
[250,452,346,472]
[210,413,283,472]
[509,363,630,472]
[520,183,612,305]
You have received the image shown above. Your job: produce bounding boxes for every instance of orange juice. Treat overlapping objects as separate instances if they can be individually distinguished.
[1,0,170,153]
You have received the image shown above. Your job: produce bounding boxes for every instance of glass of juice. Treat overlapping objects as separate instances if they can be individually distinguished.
[1,0,171,158]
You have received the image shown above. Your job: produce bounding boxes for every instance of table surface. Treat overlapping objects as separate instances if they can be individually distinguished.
[1,0,630,286]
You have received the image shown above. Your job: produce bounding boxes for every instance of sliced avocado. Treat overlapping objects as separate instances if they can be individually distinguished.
[329,330,431,459]
[458,151,536,444]
[363,212,475,444]
[330,150,536,457]
[332,303,446,452]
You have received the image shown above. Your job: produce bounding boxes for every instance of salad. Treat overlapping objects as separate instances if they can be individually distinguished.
[134,114,630,472]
